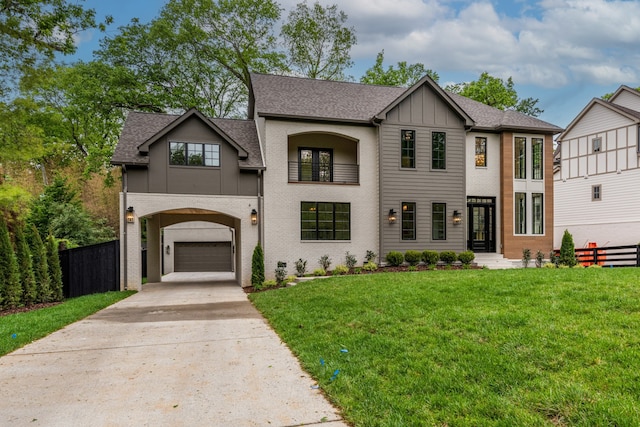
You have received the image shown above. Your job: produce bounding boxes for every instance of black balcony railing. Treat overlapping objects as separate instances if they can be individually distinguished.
[288,162,359,184]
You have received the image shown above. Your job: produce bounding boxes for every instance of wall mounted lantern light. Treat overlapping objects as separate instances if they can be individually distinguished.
[388,209,397,224]
[452,210,462,225]
[126,206,135,223]
[251,209,258,225]
[166,245,171,255]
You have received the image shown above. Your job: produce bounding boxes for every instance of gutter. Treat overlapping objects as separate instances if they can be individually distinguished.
[372,117,383,264]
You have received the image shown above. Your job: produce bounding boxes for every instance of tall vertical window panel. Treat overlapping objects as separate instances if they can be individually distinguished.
[299,148,332,182]
[515,192,526,234]
[532,138,543,180]
[401,202,416,240]
[532,193,543,234]
[401,130,415,168]
[432,203,446,240]
[432,132,446,170]
[475,137,487,167]
[514,137,526,179]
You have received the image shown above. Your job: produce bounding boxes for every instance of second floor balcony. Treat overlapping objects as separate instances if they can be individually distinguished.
[288,161,359,184]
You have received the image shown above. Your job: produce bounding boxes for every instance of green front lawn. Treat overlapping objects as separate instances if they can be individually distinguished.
[250,268,640,426]
[0,291,136,356]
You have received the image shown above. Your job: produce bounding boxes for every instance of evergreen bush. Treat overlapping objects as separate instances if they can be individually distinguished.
[46,235,63,302]
[404,250,422,266]
[421,250,439,266]
[457,250,475,266]
[439,251,457,265]
[14,224,37,305]
[0,216,21,308]
[385,251,404,266]
[27,225,51,303]
[251,243,265,287]
[559,229,577,267]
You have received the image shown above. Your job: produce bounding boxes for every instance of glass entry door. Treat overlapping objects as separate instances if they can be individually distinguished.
[467,197,496,253]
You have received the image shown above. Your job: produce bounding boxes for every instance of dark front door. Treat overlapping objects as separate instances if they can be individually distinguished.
[467,197,496,253]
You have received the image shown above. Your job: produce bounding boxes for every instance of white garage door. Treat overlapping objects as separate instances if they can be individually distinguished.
[174,242,232,272]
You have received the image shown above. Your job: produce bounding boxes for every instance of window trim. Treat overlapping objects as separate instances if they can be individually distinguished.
[432,202,447,241]
[431,131,446,170]
[300,201,350,241]
[401,130,416,169]
[475,136,487,167]
[169,141,220,167]
[401,202,416,240]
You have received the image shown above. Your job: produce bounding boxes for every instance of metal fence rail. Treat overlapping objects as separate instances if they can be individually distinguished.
[558,244,640,267]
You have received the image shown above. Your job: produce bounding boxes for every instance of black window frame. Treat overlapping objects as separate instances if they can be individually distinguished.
[514,137,526,179]
[169,141,220,167]
[432,131,446,170]
[432,202,446,240]
[401,130,416,169]
[515,192,527,234]
[532,137,543,180]
[475,136,487,167]
[401,202,416,240]
[298,148,333,182]
[532,193,543,234]
[301,201,350,240]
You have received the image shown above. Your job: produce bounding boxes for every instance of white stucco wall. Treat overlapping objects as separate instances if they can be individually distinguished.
[119,192,259,290]
[162,222,233,274]
[261,120,379,276]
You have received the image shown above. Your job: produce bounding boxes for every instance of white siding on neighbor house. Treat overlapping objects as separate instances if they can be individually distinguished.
[562,104,634,141]
[466,132,501,250]
[611,90,640,112]
[554,168,640,248]
[261,120,379,277]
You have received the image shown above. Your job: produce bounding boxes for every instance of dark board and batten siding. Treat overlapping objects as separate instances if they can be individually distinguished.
[380,85,467,256]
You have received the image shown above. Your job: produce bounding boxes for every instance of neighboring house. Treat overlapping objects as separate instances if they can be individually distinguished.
[554,85,640,248]
[113,73,561,290]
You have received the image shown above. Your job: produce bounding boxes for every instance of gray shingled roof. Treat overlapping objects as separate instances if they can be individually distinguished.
[251,73,405,123]
[251,72,561,133]
[112,111,264,169]
[446,92,563,133]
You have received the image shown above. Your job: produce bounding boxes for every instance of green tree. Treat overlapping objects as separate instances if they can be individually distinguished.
[46,235,63,302]
[446,72,543,117]
[27,224,51,303]
[360,50,439,87]
[281,2,356,80]
[559,229,577,267]
[251,243,265,286]
[0,0,104,98]
[14,223,37,305]
[0,216,21,308]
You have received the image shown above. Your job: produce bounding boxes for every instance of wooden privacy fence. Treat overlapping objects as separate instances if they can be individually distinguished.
[557,244,640,267]
[59,240,120,298]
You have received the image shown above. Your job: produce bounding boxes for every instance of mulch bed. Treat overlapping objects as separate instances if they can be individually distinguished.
[0,302,62,317]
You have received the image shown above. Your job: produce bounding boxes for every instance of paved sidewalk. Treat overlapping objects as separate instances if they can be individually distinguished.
[0,280,347,426]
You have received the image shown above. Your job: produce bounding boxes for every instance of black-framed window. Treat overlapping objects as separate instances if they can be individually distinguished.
[532,137,543,180]
[432,132,446,170]
[299,148,332,182]
[301,202,350,240]
[592,185,601,201]
[515,192,526,234]
[532,193,543,234]
[475,137,487,167]
[401,202,416,240]
[401,130,415,168]
[170,142,220,167]
[514,137,526,179]
[432,203,446,240]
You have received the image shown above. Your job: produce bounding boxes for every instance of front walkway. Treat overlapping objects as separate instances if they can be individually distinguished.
[0,280,347,426]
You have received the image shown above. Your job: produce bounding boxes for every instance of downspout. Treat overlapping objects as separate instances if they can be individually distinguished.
[372,118,383,263]
[257,169,263,247]
[122,165,128,291]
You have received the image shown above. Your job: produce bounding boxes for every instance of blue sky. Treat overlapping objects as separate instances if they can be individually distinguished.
[70,0,640,129]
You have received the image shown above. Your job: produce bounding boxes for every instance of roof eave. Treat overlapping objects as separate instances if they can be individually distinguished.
[257,111,373,125]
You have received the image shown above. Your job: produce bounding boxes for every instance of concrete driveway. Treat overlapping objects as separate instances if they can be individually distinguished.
[0,278,347,426]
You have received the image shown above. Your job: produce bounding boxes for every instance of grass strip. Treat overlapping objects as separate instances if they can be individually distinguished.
[250,268,640,426]
[0,291,135,356]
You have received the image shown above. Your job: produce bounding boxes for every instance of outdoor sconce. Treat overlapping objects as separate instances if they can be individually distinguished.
[452,210,462,225]
[388,209,397,224]
[166,245,170,255]
[126,206,135,223]
[251,209,258,225]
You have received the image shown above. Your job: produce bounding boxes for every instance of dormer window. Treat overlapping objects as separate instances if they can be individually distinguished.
[170,142,220,167]
[592,137,601,153]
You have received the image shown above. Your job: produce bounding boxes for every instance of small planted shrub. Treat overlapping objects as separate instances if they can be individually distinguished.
[535,250,545,268]
[587,264,602,268]
[312,268,326,276]
[404,250,422,266]
[345,252,357,269]
[286,275,297,284]
[422,250,439,266]
[457,250,475,266]
[318,254,332,271]
[365,250,377,263]
[439,251,457,265]
[333,264,349,275]
[385,251,404,267]
[543,262,557,269]
[362,261,378,272]
[294,258,307,277]
[559,229,577,267]
[549,250,559,267]
[263,280,279,289]
[275,261,288,285]
[522,248,532,268]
